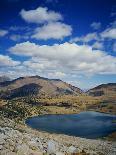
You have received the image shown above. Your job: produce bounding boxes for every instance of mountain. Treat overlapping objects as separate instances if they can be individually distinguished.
[0,76,10,83]
[0,75,82,99]
[88,83,116,97]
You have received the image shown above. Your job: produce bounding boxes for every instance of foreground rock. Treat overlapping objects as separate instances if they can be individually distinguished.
[0,118,116,155]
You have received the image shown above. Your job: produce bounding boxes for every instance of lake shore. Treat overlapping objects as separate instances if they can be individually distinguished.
[25,111,116,139]
[0,116,116,155]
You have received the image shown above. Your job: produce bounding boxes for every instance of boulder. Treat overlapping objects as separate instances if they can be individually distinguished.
[67,145,80,153]
[16,143,29,155]
[47,140,58,154]
[56,152,65,155]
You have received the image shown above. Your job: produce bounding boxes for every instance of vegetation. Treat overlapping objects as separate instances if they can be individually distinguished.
[0,94,101,122]
[0,99,43,122]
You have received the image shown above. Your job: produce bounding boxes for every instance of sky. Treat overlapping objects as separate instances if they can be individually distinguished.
[0,0,116,89]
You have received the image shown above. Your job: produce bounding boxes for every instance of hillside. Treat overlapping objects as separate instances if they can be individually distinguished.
[87,83,116,114]
[0,75,102,121]
[0,76,82,99]
[88,83,116,97]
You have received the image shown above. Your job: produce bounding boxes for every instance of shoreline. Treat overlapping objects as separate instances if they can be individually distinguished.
[0,116,116,155]
[0,109,116,155]
[25,111,116,141]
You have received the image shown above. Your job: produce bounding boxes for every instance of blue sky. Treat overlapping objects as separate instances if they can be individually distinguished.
[0,0,116,89]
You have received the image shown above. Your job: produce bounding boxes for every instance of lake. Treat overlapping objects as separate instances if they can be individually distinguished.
[26,111,116,139]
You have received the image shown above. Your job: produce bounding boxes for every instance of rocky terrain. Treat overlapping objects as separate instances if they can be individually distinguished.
[0,117,116,155]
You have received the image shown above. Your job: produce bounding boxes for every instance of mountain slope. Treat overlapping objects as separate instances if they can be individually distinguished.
[88,83,116,97]
[0,76,82,99]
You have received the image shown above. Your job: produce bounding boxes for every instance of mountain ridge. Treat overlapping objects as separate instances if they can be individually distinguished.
[88,83,116,96]
[0,75,82,99]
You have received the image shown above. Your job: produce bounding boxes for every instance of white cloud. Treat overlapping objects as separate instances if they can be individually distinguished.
[9,26,31,31]
[91,22,101,30]
[48,71,66,78]
[10,34,29,41]
[23,58,54,70]
[101,28,116,39]
[0,29,8,37]
[9,41,116,75]
[19,7,72,40]
[32,22,72,40]
[9,41,39,56]
[92,42,103,49]
[113,42,116,52]
[20,7,62,24]
[70,32,99,43]
[0,54,20,67]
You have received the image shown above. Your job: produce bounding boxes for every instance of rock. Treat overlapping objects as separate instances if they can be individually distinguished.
[67,146,80,153]
[28,140,39,150]
[6,152,17,155]
[0,138,5,145]
[47,140,58,154]
[16,143,29,155]
[16,139,22,145]
[0,120,116,155]
[29,150,43,155]
[0,150,16,155]
[56,152,65,155]
[0,133,6,145]
[9,145,15,151]
[0,145,3,150]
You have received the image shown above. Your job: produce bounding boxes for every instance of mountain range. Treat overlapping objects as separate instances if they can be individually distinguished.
[0,75,116,100]
[0,75,82,99]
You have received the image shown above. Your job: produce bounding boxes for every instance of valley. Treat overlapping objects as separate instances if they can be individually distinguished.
[0,75,116,155]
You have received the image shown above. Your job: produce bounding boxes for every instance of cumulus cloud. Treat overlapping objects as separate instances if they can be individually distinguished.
[9,41,39,56]
[32,22,72,40]
[20,7,62,24]
[91,22,101,30]
[0,54,20,67]
[92,42,103,50]
[19,6,72,40]
[0,29,8,37]
[70,32,99,43]
[23,58,55,70]
[48,71,66,78]
[9,41,116,75]
[101,28,116,39]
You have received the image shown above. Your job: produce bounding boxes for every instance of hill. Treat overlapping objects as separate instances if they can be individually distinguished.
[87,83,116,114]
[0,75,82,99]
[88,83,116,97]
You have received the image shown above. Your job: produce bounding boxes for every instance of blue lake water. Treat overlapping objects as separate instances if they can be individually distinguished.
[26,111,116,139]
